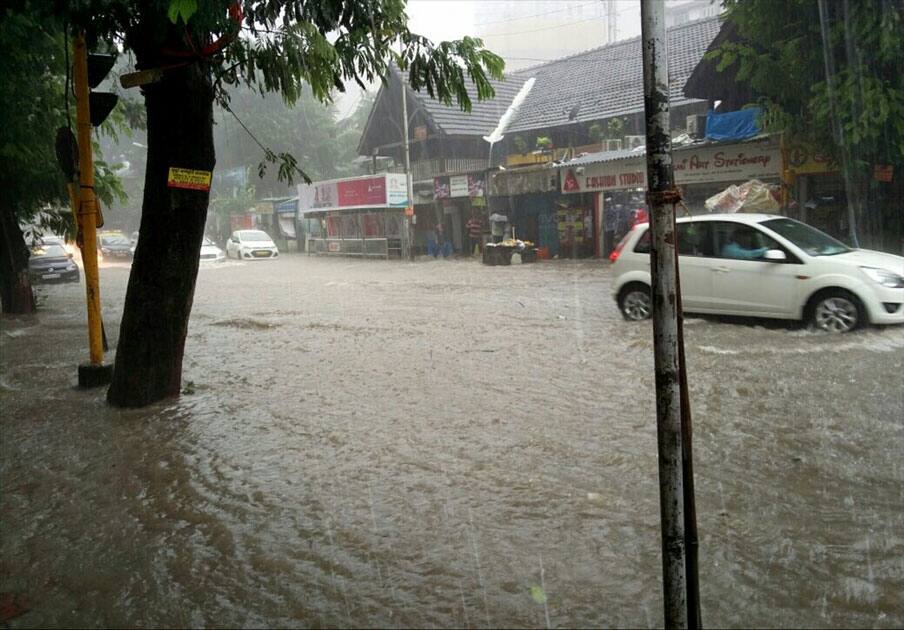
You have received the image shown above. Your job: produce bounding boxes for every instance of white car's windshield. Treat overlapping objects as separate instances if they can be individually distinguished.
[203,237,215,246]
[101,235,130,246]
[32,244,67,258]
[238,231,270,241]
[760,218,851,256]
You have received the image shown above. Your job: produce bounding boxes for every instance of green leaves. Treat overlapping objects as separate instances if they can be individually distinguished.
[167,0,198,25]
[719,0,904,173]
[257,148,312,186]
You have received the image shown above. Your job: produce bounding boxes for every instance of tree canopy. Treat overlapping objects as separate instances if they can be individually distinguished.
[715,0,904,171]
[710,0,904,248]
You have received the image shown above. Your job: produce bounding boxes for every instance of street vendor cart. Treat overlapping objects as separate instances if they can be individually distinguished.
[482,240,539,265]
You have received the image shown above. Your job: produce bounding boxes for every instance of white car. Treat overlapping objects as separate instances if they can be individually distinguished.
[200,237,226,263]
[610,214,904,332]
[226,230,279,260]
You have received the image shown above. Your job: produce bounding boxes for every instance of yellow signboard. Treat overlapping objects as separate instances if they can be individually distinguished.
[167,167,212,191]
[785,145,837,176]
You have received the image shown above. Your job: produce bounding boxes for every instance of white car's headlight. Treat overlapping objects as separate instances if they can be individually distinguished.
[860,266,904,288]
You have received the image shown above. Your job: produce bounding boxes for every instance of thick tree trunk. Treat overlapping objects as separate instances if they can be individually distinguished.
[0,207,36,314]
[106,59,215,407]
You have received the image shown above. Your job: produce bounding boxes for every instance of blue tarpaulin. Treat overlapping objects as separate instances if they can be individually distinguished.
[705,107,761,141]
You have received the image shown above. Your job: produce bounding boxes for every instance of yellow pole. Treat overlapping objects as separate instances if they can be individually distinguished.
[73,33,105,367]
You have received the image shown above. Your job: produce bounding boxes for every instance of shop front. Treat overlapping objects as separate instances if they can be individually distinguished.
[298,173,410,258]
[489,165,566,258]
[558,136,783,256]
[425,172,486,255]
[274,197,298,250]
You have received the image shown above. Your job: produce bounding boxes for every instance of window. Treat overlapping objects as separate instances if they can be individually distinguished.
[633,227,650,253]
[633,223,713,257]
[760,217,850,256]
[677,222,713,256]
[711,222,780,261]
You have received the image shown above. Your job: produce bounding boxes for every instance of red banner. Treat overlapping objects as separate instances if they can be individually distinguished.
[337,177,386,207]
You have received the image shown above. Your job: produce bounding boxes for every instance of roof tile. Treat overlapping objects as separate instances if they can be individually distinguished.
[411,16,722,136]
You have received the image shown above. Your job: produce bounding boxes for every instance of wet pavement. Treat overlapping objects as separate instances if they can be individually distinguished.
[2,253,902,628]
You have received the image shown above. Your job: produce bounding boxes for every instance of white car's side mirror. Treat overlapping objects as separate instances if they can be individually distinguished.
[763,249,787,262]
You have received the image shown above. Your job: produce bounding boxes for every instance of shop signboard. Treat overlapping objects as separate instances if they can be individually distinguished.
[449,175,469,198]
[230,213,254,231]
[434,177,450,199]
[467,174,485,197]
[561,139,781,193]
[673,142,780,184]
[786,144,837,175]
[298,173,409,211]
[337,176,385,207]
[434,173,485,199]
[561,157,646,194]
[385,173,409,207]
[874,164,894,183]
[274,198,298,215]
[312,180,338,208]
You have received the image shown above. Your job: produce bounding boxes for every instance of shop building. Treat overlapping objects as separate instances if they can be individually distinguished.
[683,18,903,253]
[358,67,522,255]
[557,134,783,256]
[483,16,724,259]
[356,17,723,257]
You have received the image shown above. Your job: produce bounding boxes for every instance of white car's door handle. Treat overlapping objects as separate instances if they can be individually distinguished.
[713,266,730,273]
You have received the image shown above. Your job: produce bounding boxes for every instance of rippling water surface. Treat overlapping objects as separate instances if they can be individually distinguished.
[2,255,902,628]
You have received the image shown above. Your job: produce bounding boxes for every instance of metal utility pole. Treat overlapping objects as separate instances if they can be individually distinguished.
[640,2,699,627]
[72,33,112,387]
[400,70,415,261]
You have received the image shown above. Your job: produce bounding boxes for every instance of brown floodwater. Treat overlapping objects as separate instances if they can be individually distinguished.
[2,254,902,628]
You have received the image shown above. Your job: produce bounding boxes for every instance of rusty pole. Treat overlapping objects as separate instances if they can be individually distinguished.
[73,33,112,388]
[640,2,689,627]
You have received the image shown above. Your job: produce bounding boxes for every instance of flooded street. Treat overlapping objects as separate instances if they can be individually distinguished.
[2,254,902,628]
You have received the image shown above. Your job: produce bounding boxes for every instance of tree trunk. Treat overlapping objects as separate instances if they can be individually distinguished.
[106,58,214,407]
[0,207,36,315]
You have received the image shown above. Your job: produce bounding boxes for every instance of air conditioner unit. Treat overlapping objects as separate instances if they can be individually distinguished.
[687,114,708,139]
[604,139,623,152]
[624,135,645,150]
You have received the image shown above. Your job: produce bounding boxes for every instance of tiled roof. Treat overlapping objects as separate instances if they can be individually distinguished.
[407,16,722,137]
[400,69,525,137]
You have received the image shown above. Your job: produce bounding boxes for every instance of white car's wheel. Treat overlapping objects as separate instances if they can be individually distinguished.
[618,283,652,321]
[810,290,863,333]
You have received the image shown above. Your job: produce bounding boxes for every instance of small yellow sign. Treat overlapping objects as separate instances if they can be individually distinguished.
[167,167,212,191]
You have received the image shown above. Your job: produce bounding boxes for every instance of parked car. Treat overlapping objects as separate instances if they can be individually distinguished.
[30,234,77,257]
[97,231,134,261]
[226,230,279,260]
[28,243,80,284]
[610,214,904,333]
[200,236,226,263]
